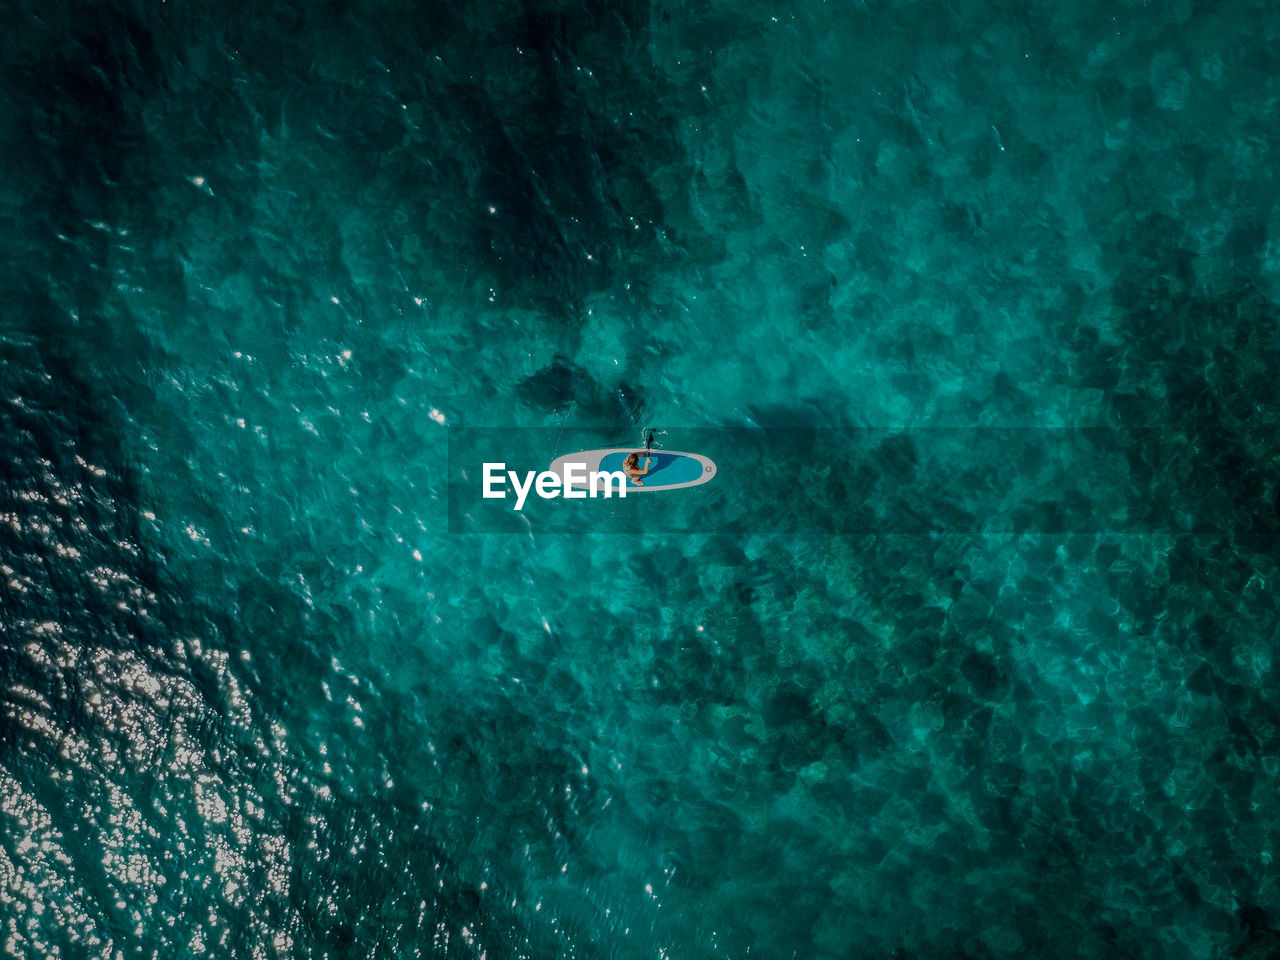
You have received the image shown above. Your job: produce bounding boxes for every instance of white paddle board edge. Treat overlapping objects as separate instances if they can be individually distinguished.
[548,449,717,492]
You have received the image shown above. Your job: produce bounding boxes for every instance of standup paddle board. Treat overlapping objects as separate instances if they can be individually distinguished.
[549,448,717,492]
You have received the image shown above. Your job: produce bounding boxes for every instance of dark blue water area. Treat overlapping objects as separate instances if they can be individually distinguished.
[3,0,1280,957]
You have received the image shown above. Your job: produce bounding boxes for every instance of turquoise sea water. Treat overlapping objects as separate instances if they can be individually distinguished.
[3,0,1280,957]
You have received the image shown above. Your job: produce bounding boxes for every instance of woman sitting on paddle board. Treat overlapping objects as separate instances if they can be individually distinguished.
[622,451,651,485]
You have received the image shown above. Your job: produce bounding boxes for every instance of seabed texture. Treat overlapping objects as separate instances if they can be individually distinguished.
[3,1,1280,957]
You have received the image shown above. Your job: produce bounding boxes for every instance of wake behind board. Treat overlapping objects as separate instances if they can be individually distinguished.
[549,449,717,492]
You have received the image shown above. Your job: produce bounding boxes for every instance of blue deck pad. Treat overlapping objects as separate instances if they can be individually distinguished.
[598,452,705,488]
